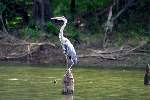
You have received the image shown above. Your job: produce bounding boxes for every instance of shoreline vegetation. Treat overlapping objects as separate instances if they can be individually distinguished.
[0,0,150,67]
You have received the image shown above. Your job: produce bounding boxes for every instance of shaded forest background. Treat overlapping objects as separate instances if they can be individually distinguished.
[0,0,150,43]
[0,0,150,66]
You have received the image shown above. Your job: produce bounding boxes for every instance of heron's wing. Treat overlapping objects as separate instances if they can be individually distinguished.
[62,42,69,54]
[63,42,77,58]
[63,44,68,53]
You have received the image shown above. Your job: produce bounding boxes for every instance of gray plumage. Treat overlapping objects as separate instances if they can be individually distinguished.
[51,16,77,69]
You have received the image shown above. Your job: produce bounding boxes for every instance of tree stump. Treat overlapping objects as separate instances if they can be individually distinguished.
[64,95,73,100]
[62,69,74,95]
[144,64,150,85]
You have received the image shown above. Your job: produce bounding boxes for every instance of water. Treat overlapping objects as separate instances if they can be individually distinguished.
[0,65,149,100]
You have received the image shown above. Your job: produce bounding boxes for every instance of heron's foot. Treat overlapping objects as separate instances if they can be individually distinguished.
[64,68,72,76]
[66,67,72,71]
[66,68,71,73]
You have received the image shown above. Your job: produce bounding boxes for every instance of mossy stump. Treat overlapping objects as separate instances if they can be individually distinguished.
[62,69,74,95]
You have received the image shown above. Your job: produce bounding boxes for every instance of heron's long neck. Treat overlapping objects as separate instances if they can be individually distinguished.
[59,22,67,42]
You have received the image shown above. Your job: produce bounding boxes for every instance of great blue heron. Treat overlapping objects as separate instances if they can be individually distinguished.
[51,16,77,71]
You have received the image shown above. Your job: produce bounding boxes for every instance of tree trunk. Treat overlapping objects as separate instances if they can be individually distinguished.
[62,69,74,95]
[70,0,76,13]
[32,0,52,28]
[0,14,8,33]
[70,0,76,20]
[64,95,73,100]
[44,0,52,20]
[103,4,114,48]
[103,0,136,48]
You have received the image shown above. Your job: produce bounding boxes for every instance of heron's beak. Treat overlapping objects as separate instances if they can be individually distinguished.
[51,17,56,19]
[51,17,57,20]
[51,16,67,23]
[51,17,62,20]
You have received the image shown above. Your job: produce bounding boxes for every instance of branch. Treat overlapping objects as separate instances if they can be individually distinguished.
[103,4,114,48]
[117,41,148,58]
[112,0,136,21]
[79,41,148,60]
[79,53,116,60]
[0,42,56,47]
[0,14,8,33]
[107,5,113,21]
[0,30,56,60]
[0,42,56,60]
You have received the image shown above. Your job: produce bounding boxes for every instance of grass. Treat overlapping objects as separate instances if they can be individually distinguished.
[0,65,149,100]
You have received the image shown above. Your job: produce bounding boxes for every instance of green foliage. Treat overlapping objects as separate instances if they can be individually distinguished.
[1,0,30,29]
[0,0,150,43]
[52,0,69,16]
[65,26,79,38]
[19,27,39,40]
[85,17,101,35]
[52,0,110,16]
[76,0,110,12]
[0,2,6,14]
[47,21,59,35]
[8,16,23,28]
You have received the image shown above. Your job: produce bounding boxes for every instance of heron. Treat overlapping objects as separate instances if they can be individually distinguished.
[51,16,77,72]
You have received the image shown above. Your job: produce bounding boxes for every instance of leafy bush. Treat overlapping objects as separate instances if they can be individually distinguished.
[65,26,79,39]
[46,21,59,35]
[20,27,39,39]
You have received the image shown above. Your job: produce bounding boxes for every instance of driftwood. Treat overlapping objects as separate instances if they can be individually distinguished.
[0,42,55,46]
[79,41,149,60]
[0,42,56,60]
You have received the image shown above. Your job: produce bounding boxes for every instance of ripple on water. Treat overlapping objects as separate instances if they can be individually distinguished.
[8,78,19,81]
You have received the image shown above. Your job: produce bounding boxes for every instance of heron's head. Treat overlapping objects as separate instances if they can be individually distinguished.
[51,16,67,23]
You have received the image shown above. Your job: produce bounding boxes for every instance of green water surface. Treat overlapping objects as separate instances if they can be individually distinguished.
[0,65,149,100]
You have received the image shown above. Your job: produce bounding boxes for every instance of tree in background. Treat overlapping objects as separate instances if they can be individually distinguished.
[32,0,52,29]
[0,0,29,31]
[0,2,7,33]
[70,0,76,19]
[103,0,137,48]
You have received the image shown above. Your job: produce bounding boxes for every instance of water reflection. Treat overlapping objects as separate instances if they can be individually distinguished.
[64,95,73,100]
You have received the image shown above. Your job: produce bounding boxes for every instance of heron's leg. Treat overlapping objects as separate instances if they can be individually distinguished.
[69,59,74,69]
[65,59,74,75]
[65,55,69,69]
[67,59,74,73]
[65,55,72,75]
